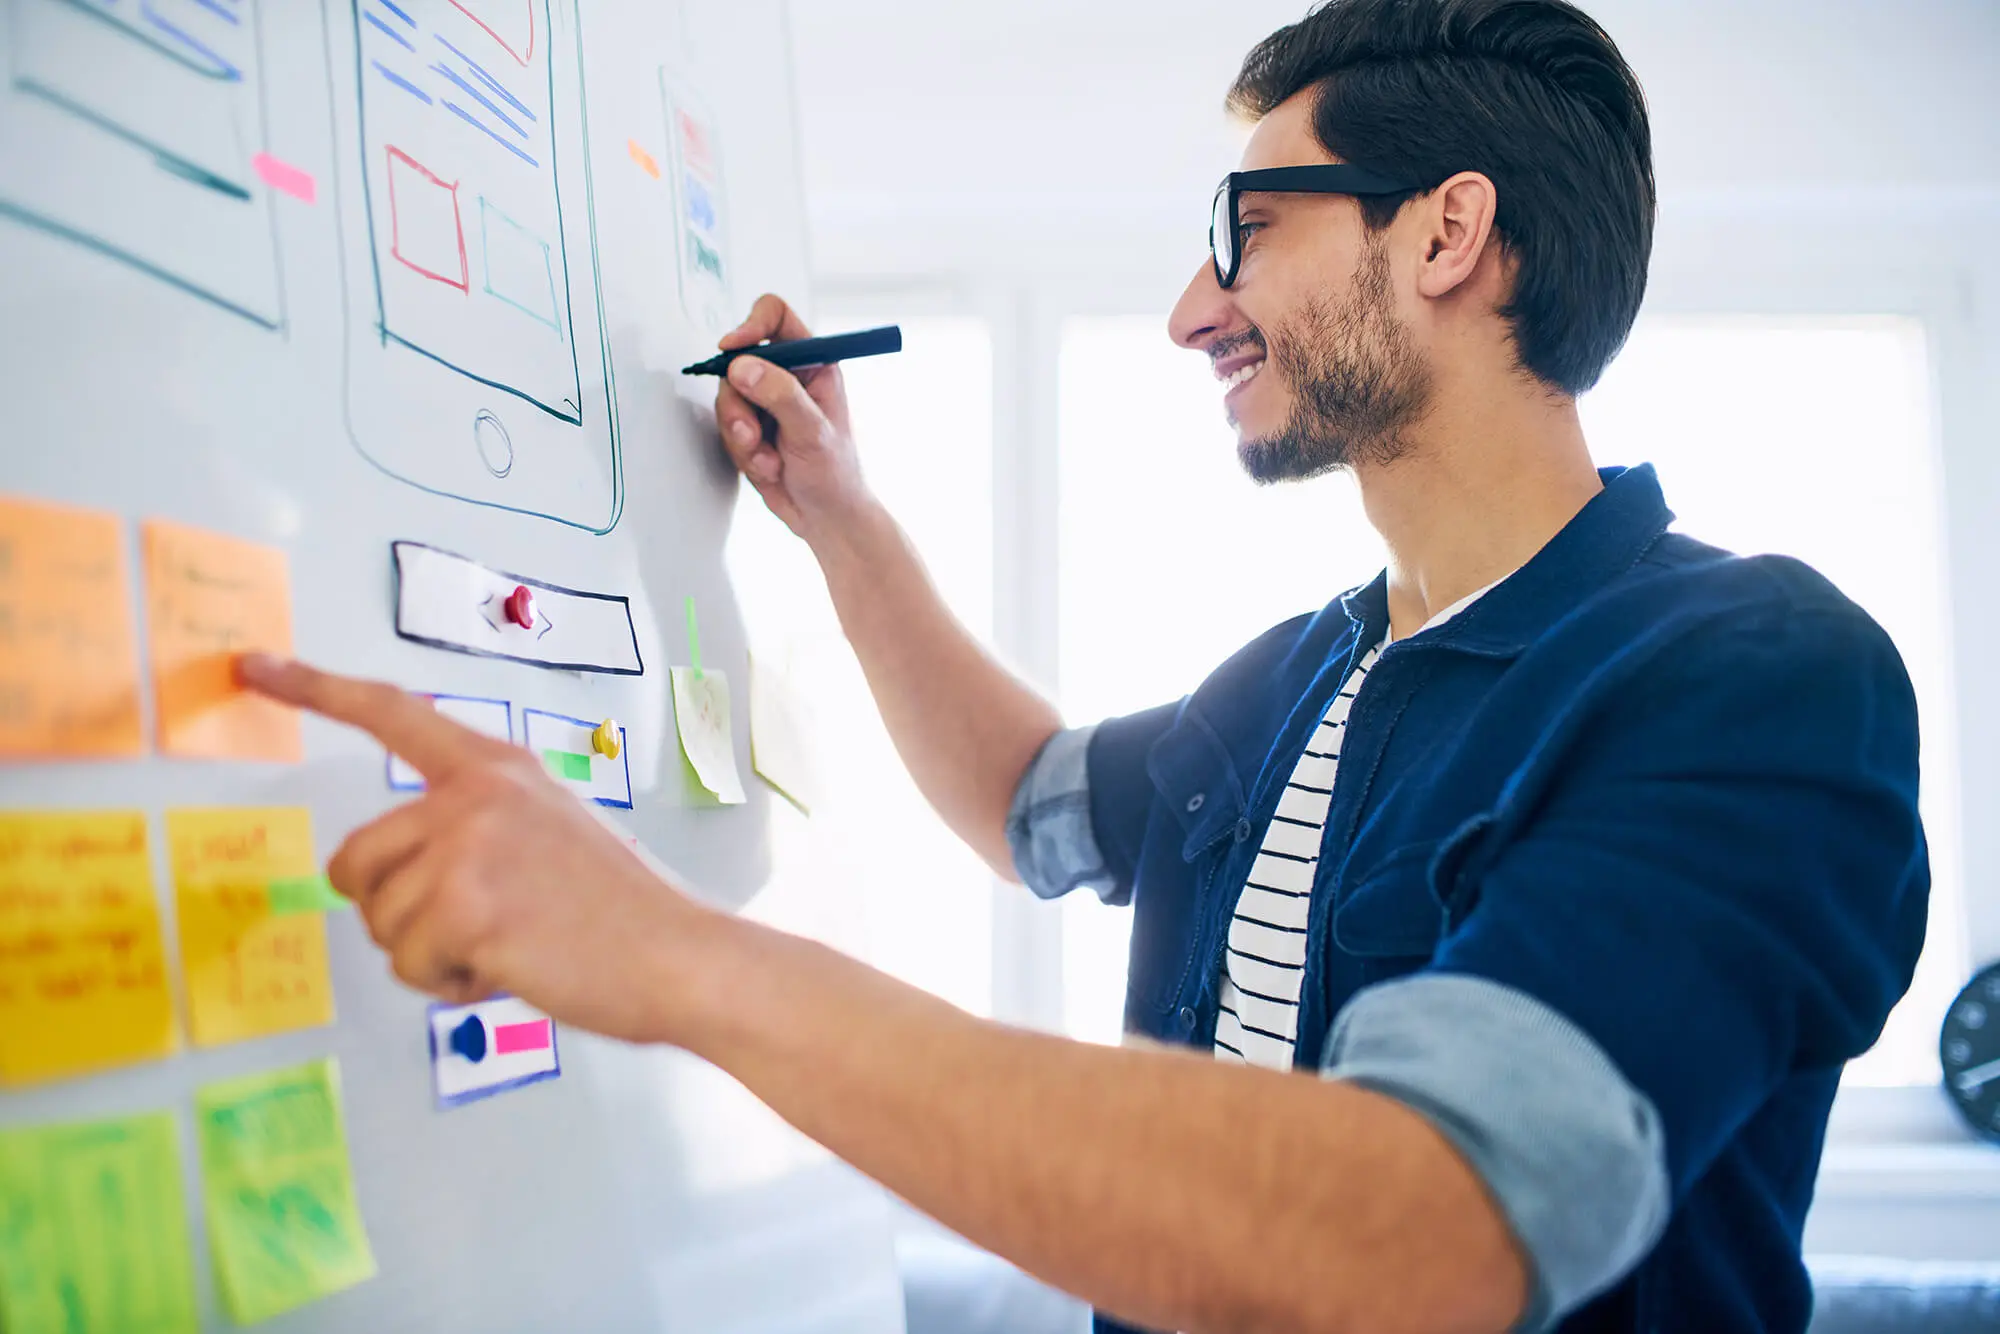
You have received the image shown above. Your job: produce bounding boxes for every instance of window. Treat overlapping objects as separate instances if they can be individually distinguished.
[1054,313,1961,1087]
[1056,315,1385,1044]
[1579,316,1959,1086]
[727,316,996,1016]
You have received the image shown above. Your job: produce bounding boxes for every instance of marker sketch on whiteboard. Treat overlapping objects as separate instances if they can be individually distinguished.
[661,74,732,339]
[330,0,623,535]
[0,0,288,327]
[355,0,580,420]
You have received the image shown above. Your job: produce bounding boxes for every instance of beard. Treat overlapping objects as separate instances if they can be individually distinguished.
[1233,237,1433,484]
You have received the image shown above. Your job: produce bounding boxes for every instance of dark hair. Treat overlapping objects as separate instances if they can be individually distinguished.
[1228,0,1655,396]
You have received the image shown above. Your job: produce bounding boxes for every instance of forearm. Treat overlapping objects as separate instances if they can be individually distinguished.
[676,909,1527,1334]
[811,500,1062,877]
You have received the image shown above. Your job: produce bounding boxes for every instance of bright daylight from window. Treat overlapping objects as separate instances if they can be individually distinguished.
[726,316,996,1018]
[1057,313,1959,1087]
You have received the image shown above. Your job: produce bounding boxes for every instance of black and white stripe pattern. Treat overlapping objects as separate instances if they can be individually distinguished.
[1215,641,1383,1069]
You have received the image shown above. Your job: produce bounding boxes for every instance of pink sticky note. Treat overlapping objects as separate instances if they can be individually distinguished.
[252,152,317,204]
[494,1019,552,1055]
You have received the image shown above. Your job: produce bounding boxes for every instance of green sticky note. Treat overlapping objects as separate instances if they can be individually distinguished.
[542,748,593,781]
[196,1058,376,1324]
[0,1110,200,1334]
[267,874,348,916]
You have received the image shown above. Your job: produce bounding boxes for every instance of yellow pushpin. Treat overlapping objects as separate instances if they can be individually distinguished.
[590,720,621,760]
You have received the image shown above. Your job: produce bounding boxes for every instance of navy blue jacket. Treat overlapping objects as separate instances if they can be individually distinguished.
[1083,465,1928,1332]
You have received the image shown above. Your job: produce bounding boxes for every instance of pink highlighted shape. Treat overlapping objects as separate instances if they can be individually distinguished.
[252,152,317,204]
[494,1018,552,1054]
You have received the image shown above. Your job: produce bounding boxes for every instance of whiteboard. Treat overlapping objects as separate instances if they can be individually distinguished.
[0,1,907,1331]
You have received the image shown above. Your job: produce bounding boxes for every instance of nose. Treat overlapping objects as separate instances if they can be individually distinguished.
[1168,258,1233,352]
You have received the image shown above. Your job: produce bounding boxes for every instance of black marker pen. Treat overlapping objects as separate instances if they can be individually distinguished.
[681,325,903,378]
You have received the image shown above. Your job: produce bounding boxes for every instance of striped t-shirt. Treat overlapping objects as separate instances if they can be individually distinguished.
[1214,578,1510,1068]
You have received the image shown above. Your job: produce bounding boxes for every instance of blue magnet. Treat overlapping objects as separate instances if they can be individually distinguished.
[449,1014,488,1064]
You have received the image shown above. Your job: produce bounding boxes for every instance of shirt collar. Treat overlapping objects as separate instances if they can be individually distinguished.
[1338,464,1676,657]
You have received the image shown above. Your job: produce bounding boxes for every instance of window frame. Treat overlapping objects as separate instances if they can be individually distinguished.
[818,211,1994,1155]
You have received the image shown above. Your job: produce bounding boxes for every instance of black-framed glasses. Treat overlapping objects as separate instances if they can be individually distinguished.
[1210,165,1419,289]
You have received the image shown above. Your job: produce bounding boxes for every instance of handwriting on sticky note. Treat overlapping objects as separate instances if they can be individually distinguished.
[0,811,179,1086]
[672,666,746,805]
[0,1111,200,1334]
[141,519,301,761]
[0,494,145,758]
[197,1058,376,1324]
[169,808,333,1047]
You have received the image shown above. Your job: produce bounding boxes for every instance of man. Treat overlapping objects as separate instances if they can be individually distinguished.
[241,0,1929,1330]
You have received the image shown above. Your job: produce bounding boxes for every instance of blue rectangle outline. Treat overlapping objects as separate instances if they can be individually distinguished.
[521,706,632,809]
[426,995,562,1111]
[386,692,514,791]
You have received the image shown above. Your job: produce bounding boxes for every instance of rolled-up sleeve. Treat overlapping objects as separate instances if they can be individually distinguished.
[1362,602,1925,1327]
[1005,725,1118,901]
[1321,975,1670,1331]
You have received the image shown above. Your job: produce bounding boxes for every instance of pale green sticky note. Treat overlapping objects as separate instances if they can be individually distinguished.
[267,874,349,916]
[0,1110,200,1334]
[542,748,594,782]
[671,666,746,805]
[196,1057,376,1324]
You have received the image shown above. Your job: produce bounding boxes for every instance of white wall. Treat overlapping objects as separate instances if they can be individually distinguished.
[785,0,2000,1261]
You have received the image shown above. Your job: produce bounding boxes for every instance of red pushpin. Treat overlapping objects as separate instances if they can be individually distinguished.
[503,585,536,630]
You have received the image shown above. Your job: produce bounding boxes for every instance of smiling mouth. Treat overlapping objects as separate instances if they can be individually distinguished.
[1220,357,1266,392]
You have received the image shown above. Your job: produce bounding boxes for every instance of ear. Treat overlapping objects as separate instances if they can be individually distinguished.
[1413,171,1500,300]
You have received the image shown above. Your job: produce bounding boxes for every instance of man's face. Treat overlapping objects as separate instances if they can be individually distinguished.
[1169,93,1433,482]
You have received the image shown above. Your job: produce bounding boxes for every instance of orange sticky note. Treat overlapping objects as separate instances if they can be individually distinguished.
[0,495,144,758]
[628,138,661,179]
[141,519,300,761]
[0,811,179,1086]
[168,807,333,1047]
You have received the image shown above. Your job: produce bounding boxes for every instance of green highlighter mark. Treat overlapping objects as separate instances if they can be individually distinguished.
[543,749,594,782]
[267,875,348,916]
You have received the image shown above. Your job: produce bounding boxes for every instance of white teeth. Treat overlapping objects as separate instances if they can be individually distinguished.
[1221,358,1265,389]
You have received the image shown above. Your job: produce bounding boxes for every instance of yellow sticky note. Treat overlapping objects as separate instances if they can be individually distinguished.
[0,1110,200,1334]
[672,666,747,805]
[0,811,178,1086]
[197,1058,376,1324]
[141,519,301,762]
[0,494,145,758]
[168,807,333,1047]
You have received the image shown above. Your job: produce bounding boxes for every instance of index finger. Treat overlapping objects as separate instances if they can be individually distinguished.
[236,654,506,781]
[718,293,812,351]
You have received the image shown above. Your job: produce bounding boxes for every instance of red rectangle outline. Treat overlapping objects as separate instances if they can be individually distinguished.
[386,145,469,292]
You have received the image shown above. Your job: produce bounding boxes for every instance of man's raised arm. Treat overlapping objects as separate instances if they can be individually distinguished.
[714,294,1063,879]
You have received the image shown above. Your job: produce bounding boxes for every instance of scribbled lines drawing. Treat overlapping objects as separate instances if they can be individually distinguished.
[0,0,287,326]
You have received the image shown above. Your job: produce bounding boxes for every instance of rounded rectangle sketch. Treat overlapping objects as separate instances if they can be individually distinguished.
[330,0,622,534]
[390,540,643,676]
